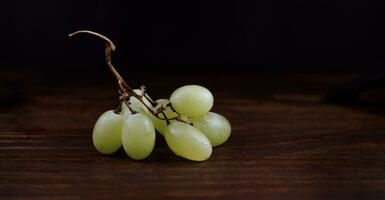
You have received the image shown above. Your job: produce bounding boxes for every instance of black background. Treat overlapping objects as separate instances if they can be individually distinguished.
[1,0,385,76]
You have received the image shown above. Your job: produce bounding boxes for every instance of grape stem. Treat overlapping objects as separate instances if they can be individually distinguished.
[69,30,187,124]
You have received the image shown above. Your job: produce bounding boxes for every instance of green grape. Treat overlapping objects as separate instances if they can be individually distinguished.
[179,115,189,122]
[121,113,156,160]
[120,103,132,118]
[191,112,231,147]
[165,121,212,161]
[147,99,178,135]
[92,110,124,154]
[121,89,152,116]
[170,85,214,117]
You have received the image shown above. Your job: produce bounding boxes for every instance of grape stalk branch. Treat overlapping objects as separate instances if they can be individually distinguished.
[69,30,231,161]
[69,30,184,124]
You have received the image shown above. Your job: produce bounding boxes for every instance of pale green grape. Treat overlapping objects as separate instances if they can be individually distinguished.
[120,103,132,118]
[165,121,212,161]
[92,110,124,154]
[191,112,231,147]
[121,89,152,116]
[170,85,213,117]
[147,99,178,135]
[121,113,155,160]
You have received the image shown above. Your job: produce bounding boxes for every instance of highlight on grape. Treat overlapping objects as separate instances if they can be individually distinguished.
[69,30,231,161]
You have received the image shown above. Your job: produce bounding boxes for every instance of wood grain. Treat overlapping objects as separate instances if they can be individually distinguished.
[1,73,385,200]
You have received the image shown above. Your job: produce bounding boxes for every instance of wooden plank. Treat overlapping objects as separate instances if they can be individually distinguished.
[1,74,385,200]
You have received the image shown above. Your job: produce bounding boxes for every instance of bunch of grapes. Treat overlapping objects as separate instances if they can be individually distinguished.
[70,31,231,161]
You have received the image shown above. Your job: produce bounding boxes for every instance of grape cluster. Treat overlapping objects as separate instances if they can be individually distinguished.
[69,30,231,161]
[93,85,231,161]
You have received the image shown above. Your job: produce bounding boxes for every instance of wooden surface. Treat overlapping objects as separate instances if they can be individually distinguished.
[1,73,385,200]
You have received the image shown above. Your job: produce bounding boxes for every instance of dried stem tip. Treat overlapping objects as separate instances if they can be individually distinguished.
[68,30,127,89]
[69,30,116,50]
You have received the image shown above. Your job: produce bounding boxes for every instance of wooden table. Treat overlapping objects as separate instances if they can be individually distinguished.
[1,72,385,199]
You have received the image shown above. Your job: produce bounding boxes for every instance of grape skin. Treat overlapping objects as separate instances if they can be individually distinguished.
[170,85,214,117]
[121,113,156,160]
[165,121,212,161]
[147,99,178,135]
[92,110,124,154]
[191,112,231,147]
[121,89,152,116]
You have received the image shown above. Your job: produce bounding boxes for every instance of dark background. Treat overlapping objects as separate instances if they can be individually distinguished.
[2,2,385,199]
[1,0,385,77]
